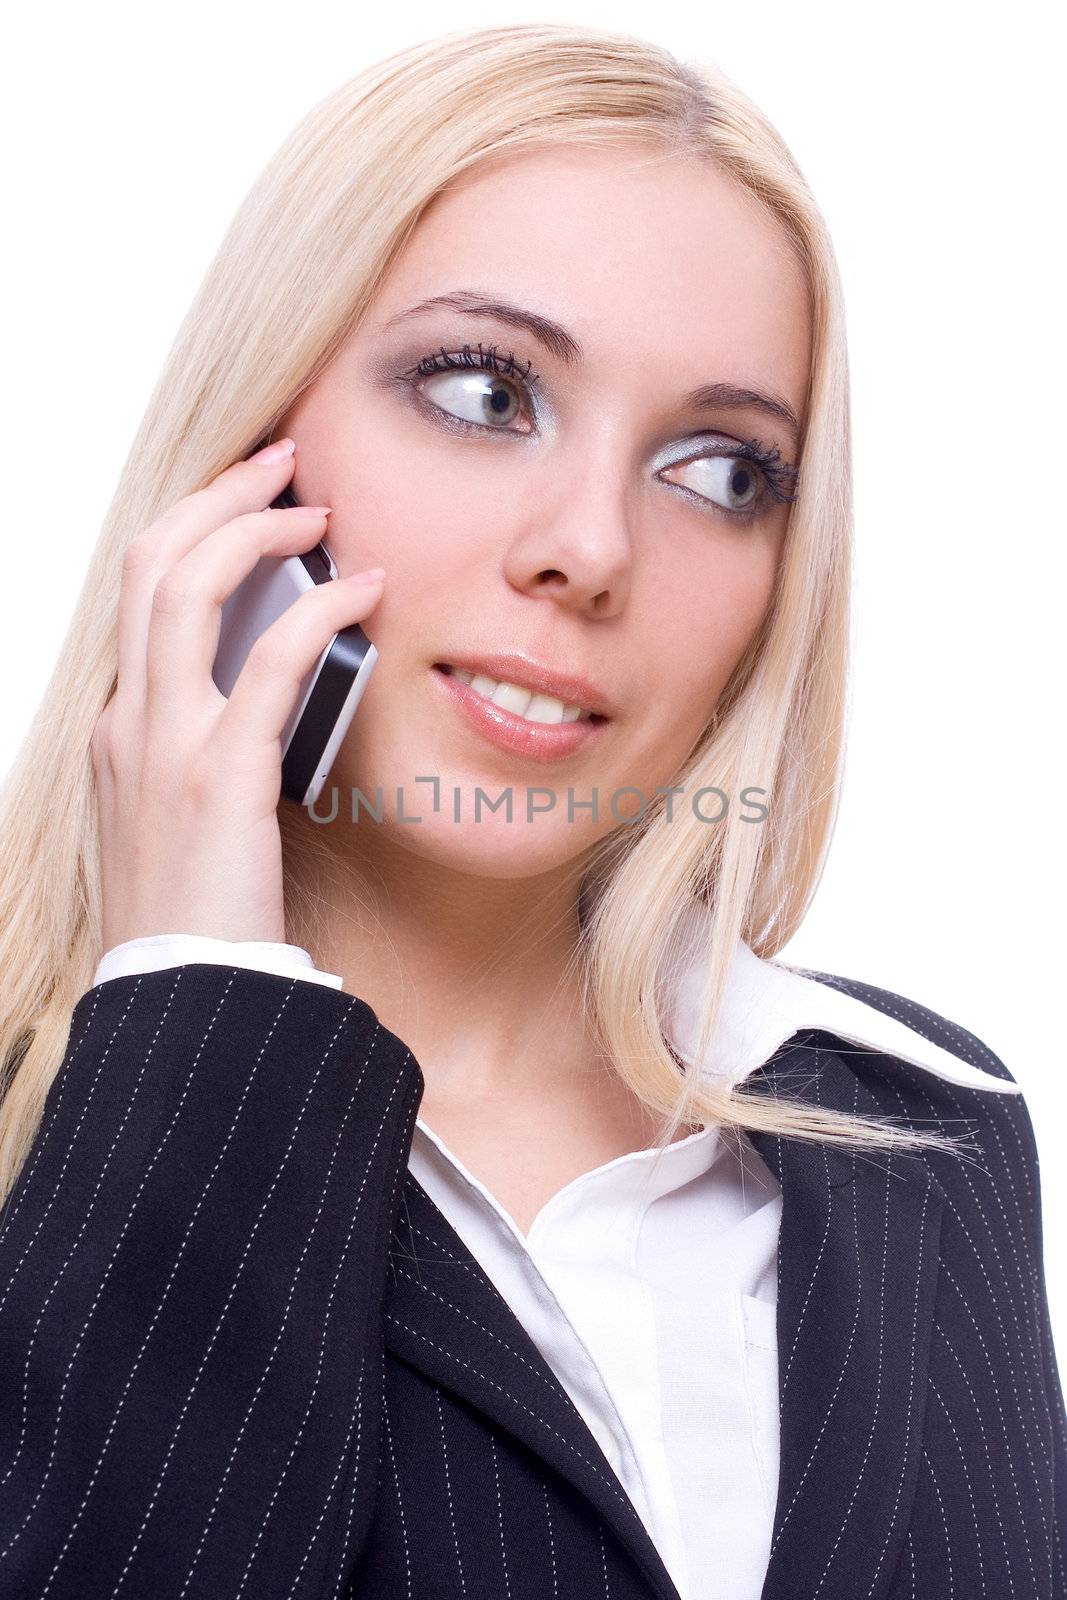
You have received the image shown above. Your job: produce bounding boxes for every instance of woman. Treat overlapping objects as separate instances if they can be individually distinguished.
[0,22,1062,1600]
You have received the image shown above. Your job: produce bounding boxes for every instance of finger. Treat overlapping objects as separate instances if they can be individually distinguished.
[143,503,334,723]
[115,440,298,710]
[217,569,385,754]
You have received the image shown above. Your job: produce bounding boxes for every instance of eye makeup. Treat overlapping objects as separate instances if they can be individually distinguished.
[651,433,800,518]
[376,328,801,524]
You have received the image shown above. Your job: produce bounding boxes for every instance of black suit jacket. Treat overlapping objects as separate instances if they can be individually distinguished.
[0,961,1063,1598]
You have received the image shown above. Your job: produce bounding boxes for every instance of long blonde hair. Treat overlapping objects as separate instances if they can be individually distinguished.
[0,22,969,1208]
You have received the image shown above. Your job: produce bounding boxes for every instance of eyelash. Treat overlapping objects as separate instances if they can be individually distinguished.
[394,342,800,523]
[403,341,541,389]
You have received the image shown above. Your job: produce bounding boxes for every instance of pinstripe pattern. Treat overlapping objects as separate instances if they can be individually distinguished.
[0,961,1063,1598]
[763,971,1066,1600]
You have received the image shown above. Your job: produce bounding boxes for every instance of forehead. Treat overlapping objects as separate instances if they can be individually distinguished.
[369,144,811,422]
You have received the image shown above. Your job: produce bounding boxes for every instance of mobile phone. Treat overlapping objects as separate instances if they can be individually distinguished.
[211,482,379,806]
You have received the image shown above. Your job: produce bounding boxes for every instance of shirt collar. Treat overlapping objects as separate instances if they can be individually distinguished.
[662,900,1020,1096]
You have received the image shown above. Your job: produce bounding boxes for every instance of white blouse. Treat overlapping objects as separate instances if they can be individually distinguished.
[92,917,1011,1600]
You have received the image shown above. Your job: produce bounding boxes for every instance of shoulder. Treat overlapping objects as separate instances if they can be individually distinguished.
[791,963,1049,1222]
[801,972,1067,1491]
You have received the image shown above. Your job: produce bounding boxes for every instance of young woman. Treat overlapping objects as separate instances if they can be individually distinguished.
[0,23,1062,1600]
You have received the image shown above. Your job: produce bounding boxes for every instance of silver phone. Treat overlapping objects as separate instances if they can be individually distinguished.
[211,483,378,806]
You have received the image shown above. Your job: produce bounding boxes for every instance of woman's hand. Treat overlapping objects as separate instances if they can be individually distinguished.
[90,439,385,951]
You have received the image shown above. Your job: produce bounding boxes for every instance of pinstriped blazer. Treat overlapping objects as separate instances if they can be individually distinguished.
[0,960,1063,1598]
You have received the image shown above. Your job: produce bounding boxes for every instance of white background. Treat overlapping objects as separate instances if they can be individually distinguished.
[2,2,1063,1348]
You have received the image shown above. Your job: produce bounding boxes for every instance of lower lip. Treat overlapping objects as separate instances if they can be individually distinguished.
[431,666,609,762]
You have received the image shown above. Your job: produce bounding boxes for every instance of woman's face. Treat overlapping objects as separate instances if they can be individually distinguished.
[276,144,811,877]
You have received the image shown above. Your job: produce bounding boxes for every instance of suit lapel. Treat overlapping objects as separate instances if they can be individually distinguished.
[383,1035,945,1600]
[745,1034,946,1600]
[383,1170,684,1600]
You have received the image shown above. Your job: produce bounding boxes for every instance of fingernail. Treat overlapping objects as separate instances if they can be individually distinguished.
[347,566,386,583]
[250,438,295,463]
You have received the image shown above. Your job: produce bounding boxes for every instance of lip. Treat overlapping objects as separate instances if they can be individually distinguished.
[431,665,610,763]
[430,651,615,719]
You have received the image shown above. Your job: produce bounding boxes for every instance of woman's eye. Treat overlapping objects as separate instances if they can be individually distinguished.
[659,454,764,515]
[402,359,790,519]
[417,369,530,431]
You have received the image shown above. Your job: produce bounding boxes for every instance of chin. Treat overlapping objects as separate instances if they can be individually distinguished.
[321,740,607,872]
[387,811,595,878]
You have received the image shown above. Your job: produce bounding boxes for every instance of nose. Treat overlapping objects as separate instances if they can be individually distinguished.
[501,458,633,620]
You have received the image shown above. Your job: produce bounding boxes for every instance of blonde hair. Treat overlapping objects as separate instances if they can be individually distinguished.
[0,22,971,1208]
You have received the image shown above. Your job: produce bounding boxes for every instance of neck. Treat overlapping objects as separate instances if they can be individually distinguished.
[283,812,601,1105]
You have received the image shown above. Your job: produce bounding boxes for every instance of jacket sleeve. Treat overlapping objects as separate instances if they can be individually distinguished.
[0,961,424,1599]
[1017,1088,1067,1593]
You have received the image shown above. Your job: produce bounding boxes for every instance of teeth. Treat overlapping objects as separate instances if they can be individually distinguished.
[448,667,591,723]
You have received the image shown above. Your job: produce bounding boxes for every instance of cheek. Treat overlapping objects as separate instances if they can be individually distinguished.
[656,537,781,708]
[320,423,481,582]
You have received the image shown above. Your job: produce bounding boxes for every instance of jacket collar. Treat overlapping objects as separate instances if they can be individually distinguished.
[661,899,1018,1096]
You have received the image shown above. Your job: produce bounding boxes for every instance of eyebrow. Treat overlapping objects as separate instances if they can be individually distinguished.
[380,288,802,441]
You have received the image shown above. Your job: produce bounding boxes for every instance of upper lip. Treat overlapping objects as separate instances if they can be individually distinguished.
[434,652,614,718]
